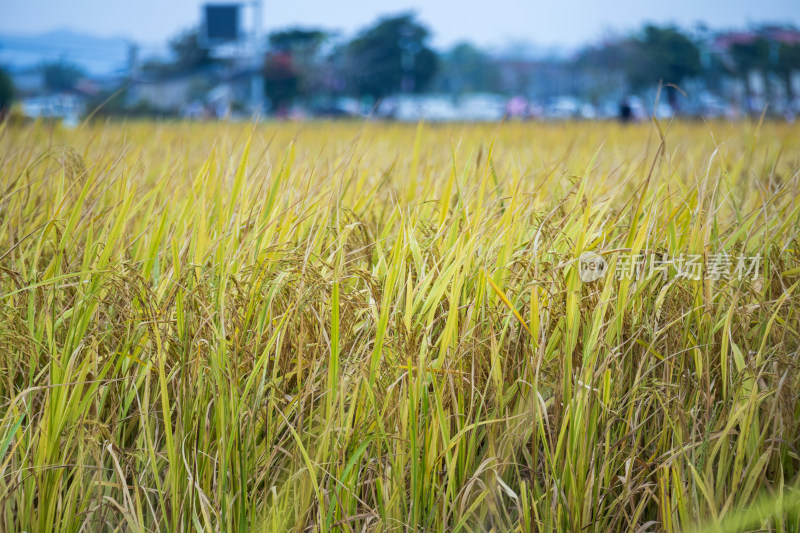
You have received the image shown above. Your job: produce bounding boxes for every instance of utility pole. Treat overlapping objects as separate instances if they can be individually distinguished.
[251,0,264,116]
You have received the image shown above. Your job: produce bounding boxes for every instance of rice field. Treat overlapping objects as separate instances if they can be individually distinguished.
[1,119,800,532]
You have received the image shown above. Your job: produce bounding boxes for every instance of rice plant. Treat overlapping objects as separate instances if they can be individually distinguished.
[1,118,799,531]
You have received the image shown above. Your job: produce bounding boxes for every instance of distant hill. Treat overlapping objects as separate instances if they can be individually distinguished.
[0,28,134,75]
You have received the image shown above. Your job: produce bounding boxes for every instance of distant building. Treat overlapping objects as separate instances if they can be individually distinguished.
[21,93,85,125]
[129,71,209,112]
[129,65,258,115]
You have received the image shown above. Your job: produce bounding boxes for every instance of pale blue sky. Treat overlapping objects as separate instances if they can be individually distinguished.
[2,0,799,49]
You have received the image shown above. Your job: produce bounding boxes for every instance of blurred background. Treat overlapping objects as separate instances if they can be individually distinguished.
[1,0,799,123]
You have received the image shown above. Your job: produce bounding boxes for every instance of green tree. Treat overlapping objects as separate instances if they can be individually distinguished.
[169,28,213,71]
[626,25,701,108]
[263,52,299,113]
[142,28,215,75]
[267,28,329,102]
[0,67,13,113]
[777,42,800,97]
[345,13,438,100]
[42,59,84,92]
[574,38,638,101]
[434,42,501,94]
[269,28,327,54]
[728,37,771,76]
[576,38,637,72]
[726,37,772,108]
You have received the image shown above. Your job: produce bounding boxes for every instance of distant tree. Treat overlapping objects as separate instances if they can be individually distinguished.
[269,28,327,54]
[575,39,636,72]
[267,28,329,101]
[776,42,800,96]
[263,52,300,113]
[574,38,638,101]
[434,43,502,94]
[725,37,772,107]
[169,28,213,71]
[626,25,701,109]
[0,67,14,115]
[42,59,84,92]
[345,13,438,100]
[728,37,771,76]
[169,28,214,71]
[142,28,215,75]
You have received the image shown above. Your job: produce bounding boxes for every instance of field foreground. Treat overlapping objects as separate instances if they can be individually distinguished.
[1,120,800,531]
